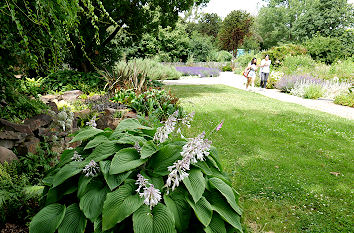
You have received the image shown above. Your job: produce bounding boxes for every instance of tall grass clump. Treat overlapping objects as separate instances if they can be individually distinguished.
[280,55,315,75]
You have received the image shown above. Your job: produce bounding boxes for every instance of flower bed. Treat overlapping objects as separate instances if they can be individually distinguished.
[175,66,220,77]
[29,113,243,233]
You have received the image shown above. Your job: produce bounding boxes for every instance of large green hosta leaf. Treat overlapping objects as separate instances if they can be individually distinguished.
[52,162,85,188]
[133,204,177,233]
[186,196,212,227]
[207,192,242,232]
[117,135,147,145]
[183,168,205,203]
[58,203,87,233]
[84,135,109,150]
[46,179,78,205]
[70,127,103,143]
[114,118,153,132]
[209,178,242,216]
[140,141,158,159]
[164,190,191,232]
[102,180,143,231]
[84,141,120,162]
[204,213,227,233]
[29,203,66,233]
[79,185,109,221]
[148,144,182,176]
[110,148,147,174]
[100,160,132,190]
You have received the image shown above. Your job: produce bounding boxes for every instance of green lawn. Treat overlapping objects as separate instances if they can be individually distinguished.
[166,85,354,233]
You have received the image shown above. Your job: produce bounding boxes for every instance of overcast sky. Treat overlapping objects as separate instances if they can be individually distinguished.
[201,0,354,18]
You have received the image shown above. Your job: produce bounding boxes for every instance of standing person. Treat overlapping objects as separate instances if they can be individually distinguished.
[245,57,258,90]
[260,55,271,89]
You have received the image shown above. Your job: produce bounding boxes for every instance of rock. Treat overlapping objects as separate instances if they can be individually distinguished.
[74,109,91,118]
[61,90,83,102]
[0,146,18,164]
[0,119,33,136]
[24,114,52,131]
[40,94,59,103]
[47,101,59,113]
[88,94,101,101]
[96,109,121,130]
[16,136,41,155]
[124,111,138,119]
[0,131,27,149]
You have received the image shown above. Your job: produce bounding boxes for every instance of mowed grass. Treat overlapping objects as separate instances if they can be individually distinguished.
[166,85,354,233]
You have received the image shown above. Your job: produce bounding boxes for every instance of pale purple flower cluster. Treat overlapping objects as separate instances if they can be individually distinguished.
[175,66,220,77]
[181,112,195,128]
[166,132,211,192]
[86,116,97,128]
[135,174,162,210]
[134,142,141,152]
[82,160,100,177]
[71,151,83,162]
[153,111,179,143]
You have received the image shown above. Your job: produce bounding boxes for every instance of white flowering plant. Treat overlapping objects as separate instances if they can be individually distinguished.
[29,113,243,233]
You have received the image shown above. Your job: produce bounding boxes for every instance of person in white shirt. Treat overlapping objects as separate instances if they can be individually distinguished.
[259,55,271,88]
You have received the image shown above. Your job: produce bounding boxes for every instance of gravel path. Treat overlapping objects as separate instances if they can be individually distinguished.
[163,72,354,120]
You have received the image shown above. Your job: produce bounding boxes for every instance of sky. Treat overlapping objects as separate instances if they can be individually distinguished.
[201,0,354,18]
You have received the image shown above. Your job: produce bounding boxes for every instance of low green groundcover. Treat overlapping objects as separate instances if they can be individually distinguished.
[29,115,243,233]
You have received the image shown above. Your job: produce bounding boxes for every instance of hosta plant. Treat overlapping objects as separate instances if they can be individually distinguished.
[29,113,243,233]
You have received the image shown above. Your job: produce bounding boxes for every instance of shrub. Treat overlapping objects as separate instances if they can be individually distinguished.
[235,52,261,68]
[111,89,181,120]
[280,55,315,75]
[29,116,243,233]
[334,91,354,107]
[303,85,324,99]
[45,70,105,93]
[329,59,354,82]
[262,44,307,67]
[215,50,233,62]
[305,36,344,64]
[0,73,48,123]
[222,64,233,72]
[266,71,284,89]
[275,75,320,93]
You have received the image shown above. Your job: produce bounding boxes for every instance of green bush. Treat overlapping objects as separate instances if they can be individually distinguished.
[29,117,243,233]
[236,52,262,68]
[45,70,105,93]
[190,32,216,62]
[111,89,181,121]
[215,51,233,62]
[0,140,58,226]
[329,59,354,82]
[280,55,315,75]
[303,84,324,99]
[334,91,354,107]
[262,44,307,67]
[222,64,233,72]
[0,73,48,123]
[305,36,344,64]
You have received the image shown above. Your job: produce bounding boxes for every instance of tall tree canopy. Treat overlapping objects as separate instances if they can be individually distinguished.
[256,0,354,49]
[218,10,253,57]
[0,0,210,75]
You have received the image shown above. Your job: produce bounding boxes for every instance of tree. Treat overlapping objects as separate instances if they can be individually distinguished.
[218,10,253,57]
[292,0,354,41]
[195,13,222,39]
[1,0,210,75]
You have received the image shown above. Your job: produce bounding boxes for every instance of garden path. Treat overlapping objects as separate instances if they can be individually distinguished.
[163,72,354,120]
